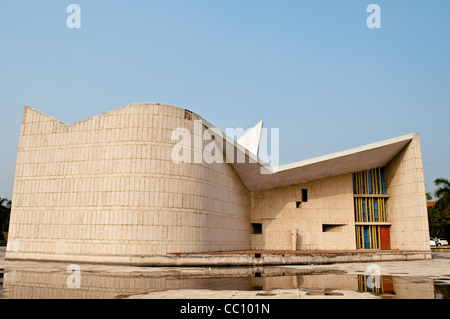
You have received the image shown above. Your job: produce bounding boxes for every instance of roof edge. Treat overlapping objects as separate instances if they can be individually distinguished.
[24,102,189,127]
[273,133,417,174]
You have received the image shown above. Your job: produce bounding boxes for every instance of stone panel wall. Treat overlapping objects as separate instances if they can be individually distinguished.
[385,133,430,251]
[7,103,251,263]
[250,174,356,250]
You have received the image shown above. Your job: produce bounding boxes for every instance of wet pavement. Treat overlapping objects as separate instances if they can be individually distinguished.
[1,246,450,299]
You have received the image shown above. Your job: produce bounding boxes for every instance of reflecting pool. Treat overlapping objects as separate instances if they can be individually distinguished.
[0,266,449,299]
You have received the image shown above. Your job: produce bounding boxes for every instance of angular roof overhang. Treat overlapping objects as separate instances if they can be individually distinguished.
[229,134,414,192]
[199,115,415,192]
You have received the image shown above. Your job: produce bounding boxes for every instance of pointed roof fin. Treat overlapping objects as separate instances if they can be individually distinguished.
[237,120,263,157]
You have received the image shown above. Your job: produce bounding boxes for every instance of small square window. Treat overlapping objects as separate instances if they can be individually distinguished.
[252,223,262,234]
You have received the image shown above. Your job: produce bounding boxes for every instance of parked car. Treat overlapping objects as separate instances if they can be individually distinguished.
[430,238,436,246]
[439,238,449,246]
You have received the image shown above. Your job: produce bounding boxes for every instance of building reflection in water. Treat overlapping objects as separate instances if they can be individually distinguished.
[0,267,442,299]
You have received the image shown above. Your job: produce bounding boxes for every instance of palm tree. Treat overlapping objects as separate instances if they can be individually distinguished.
[434,178,450,212]
[430,178,450,240]
[0,198,11,209]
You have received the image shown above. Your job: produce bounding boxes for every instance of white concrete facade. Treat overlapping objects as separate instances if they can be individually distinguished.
[6,103,430,264]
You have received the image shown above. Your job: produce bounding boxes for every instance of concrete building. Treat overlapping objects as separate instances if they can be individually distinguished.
[5,103,430,265]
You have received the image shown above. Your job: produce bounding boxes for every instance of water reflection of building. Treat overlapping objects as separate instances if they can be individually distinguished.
[358,275,393,295]
[0,267,436,299]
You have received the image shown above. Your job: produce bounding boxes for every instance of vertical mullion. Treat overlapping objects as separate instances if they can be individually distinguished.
[374,226,378,249]
[377,226,381,249]
[358,198,361,223]
[357,198,360,223]
[357,226,360,249]
[359,172,362,194]
[359,198,362,223]
[374,168,377,194]
[357,172,360,194]
[360,198,363,222]
[376,168,379,194]
[373,226,376,249]
[378,168,382,195]
[378,198,382,222]
[361,227,364,249]
[359,226,361,249]
[371,198,374,222]
[371,169,375,194]
[365,171,368,194]
[366,198,369,222]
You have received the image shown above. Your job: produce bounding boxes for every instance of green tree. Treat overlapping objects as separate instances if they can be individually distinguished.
[429,178,450,240]
[0,198,12,240]
[434,178,450,212]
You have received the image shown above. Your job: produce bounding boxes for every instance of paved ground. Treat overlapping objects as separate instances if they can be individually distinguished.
[314,252,450,278]
[126,287,381,299]
[1,246,450,299]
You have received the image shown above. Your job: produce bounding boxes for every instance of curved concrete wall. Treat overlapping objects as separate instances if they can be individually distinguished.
[6,103,251,263]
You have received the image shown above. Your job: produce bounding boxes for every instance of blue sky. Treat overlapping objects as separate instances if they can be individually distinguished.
[1,0,449,199]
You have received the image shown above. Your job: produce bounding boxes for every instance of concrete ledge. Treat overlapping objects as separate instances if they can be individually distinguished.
[5,250,432,267]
